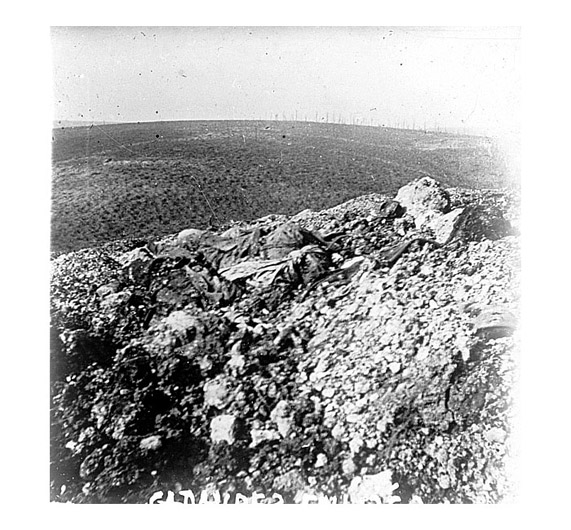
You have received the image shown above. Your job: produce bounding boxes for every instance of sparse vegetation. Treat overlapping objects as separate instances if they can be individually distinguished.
[50,122,519,503]
[51,121,513,254]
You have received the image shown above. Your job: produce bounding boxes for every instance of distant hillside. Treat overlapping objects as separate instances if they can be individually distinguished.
[51,120,517,254]
[53,120,119,129]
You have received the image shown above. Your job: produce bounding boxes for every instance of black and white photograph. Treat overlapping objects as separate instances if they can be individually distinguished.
[48,25,521,504]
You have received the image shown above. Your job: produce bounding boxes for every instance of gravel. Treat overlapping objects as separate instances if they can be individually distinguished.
[50,180,519,503]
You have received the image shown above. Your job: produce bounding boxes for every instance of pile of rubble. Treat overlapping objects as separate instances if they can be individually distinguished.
[50,177,519,503]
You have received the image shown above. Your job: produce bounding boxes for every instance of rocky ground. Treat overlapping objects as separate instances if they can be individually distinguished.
[50,177,520,503]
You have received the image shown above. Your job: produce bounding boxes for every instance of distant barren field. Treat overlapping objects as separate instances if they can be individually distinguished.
[51,120,514,253]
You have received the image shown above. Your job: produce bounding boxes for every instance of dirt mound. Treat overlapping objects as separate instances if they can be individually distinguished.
[50,180,519,503]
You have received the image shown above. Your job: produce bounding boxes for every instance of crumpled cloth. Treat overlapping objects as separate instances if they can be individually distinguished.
[177,222,331,286]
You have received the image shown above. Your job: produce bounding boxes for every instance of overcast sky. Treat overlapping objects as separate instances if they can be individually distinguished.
[51,26,520,134]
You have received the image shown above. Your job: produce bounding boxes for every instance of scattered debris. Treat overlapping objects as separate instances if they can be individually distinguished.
[50,180,519,503]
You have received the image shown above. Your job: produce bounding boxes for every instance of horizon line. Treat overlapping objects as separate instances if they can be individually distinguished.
[52,118,505,137]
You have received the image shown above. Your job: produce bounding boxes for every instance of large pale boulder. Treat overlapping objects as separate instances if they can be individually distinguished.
[394,177,450,218]
[424,208,466,244]
[270,400,294,438]
[177,228,205,246]
[348,470,400,504]
[204,376,231,409]
[210,414,237,444]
